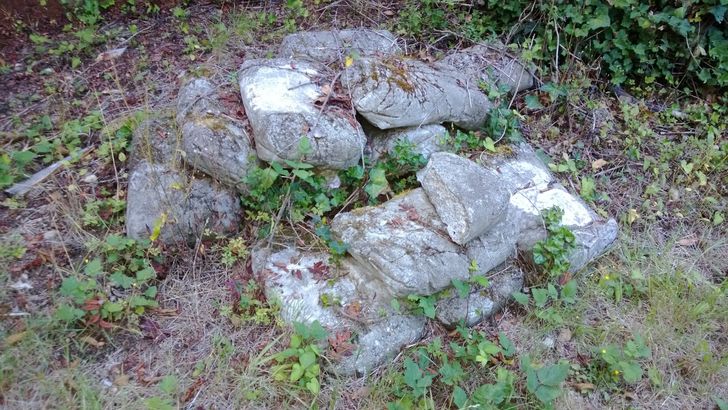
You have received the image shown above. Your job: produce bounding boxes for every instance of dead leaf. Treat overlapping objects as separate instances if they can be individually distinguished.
[350,386,371,400]
[80,336,105,348]
[113,374,129,387]
[95,47,127,62]
[591,158,608,170]
[151,307,179,316]
[320,83,332,97]
[558,328,572,343]
[677,235,698,247]
[182,378,205,403]
[4,331,27,346]
[82,298,103,311]
[140,317,168,342]
[571,382,595,391]
[344,301,362,318]
[328,329,354,358]
[310,261,330,281]
[418,49,436,63]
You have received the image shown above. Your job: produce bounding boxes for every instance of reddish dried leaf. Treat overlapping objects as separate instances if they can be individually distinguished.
[344,301,362,318]
[310,261,330,281]
[83,298,103,311]
[292,269,303,280]
[328,329,354,358]
[140,317,168,342]
[98,319,113,329]
[182,378,205,403]
[558,272,572,286]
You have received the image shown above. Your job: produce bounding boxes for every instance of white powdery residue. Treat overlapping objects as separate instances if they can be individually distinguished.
[509,187,541,216]
[510,187,593,227]
[241,67,319,114]
[535,189,593,227]
[508,160,552,187]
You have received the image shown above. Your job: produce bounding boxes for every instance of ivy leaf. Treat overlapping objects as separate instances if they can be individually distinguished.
[537,361,570,386]
[620,361,643,383]
[587,11,611,30]
[11,150,36,165]
[297,137,313,155]
[439,360,464,386]
[306,376,320,395]
[292,168,314,183]
[451,279,470,299]
[452,386,468,409]
[299,351,316,369]
[110,272,134,289]
[364,167,389,200]
[159,375,178,395]
[511,291,529,307]
[54,304,85,322]
[84,258,103,276]
[290,363,304,382]
[711,5,727,23]
[580,176,596,201]
[418,296,436,319]
[532,288,549,307]
[307,320,329,341]
[144,396,174,410]
[103,301,124,313]
[136,267,156,282]
[128,295,158,308]
[498,332,516,357]
[524,94,544,109]
[560,280,577,304]
[144,286,158,298]
[470,274,489,287]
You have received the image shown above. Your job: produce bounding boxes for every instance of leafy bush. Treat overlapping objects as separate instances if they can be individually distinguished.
[55,235,161,329]
[271,321,328,395]
[532,207,577,278]
[399,0,728,87]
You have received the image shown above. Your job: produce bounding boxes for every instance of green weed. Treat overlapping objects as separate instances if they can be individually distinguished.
[270,321,328,395]
[55,235,162,329]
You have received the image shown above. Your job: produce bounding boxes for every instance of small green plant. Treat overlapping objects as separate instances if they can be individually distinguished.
[283,0,309,32]
[81,197,126,228]
[313,219,348,263]
[271,321,328,395]
[0,150,36,190]
[60,0,116,25]
[405,294,437,319]
[220,237,249,267]
[508,207,579,325]
[221,279,278,326]
[599,269,647,302]
[521,355,570,405]
[386,329,518,409]
[143,374,178,410]
[532,207,576,278]
[0,235,27,264]
[377,140,428,194]
[98,112,144,162]
[55,235,161,329]
[595,335,652,383]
